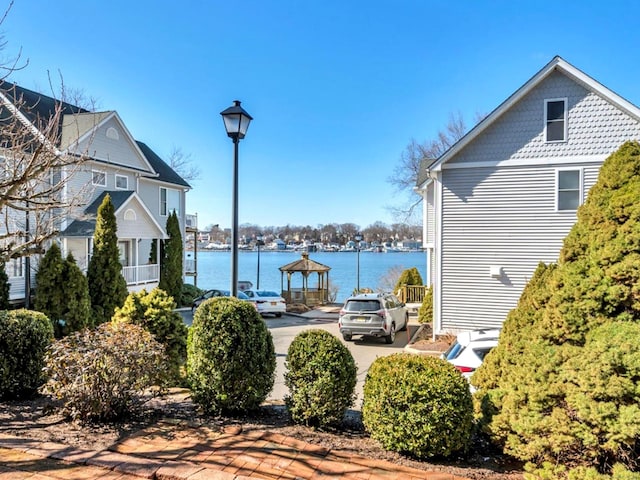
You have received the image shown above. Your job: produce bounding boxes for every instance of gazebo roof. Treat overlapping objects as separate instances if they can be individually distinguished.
[279,252,331,273]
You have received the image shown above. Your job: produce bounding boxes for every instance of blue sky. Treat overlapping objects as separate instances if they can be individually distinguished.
[3,1,640,230]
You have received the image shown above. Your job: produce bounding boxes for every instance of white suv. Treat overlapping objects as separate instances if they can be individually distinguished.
[441,328,500,391]
[338,292,408,344]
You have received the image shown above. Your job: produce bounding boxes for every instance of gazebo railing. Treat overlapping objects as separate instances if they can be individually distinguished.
[282,288,328,307]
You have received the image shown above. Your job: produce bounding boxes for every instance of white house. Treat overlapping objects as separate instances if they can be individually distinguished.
[0,83,191,303]
[416,56,640,334]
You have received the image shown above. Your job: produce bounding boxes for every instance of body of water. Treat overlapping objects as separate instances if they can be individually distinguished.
[187,250,427,303]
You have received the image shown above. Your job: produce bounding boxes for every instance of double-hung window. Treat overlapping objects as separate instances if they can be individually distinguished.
[545,98,567,142]
[160,187,180,216]
[557,169,581,211]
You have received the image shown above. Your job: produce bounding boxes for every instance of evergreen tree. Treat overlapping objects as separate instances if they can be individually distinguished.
[34,243,65,334]
[61,253,91,332]
[159,211,183,302]
[0,259,10,310]
[87,194,128,325]
[393,267,423,293]
[149,239,158,264]
[474,141,640,476]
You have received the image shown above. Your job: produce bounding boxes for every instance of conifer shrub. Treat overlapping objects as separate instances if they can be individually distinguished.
[362,353,473,459]
[159,211,183,302]
[417,285,433,324]
[0,259,10,310]
[180,283,203,308]
[187,296,275,414]
[0,309,54,399]
[393,267,423,293]
[112,288,187,384]
[87,194,128,326]
[284,329,357,428]
[36,246,90,336]
[42,322,166,421]
[474,141,640,476]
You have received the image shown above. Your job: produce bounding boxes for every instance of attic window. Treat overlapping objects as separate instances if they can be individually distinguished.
[106,127,120,140]
[545,98,567,142]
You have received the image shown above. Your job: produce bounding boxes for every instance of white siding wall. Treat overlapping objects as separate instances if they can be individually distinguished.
[440,164,599,331]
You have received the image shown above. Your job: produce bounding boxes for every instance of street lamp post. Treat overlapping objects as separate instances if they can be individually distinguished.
[220,100,253,297]
[256,233,264,289]
[354,233,362,293]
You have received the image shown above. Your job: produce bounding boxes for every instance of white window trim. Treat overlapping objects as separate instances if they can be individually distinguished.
[115,174,128,190]
[160,187,167,216]
[555,167,583,212]
[544,98,568,143]
[92,169,107,187]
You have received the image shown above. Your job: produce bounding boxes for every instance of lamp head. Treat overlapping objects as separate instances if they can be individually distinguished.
[220,100,253,140]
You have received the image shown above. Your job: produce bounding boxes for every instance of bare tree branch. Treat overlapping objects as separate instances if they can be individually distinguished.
[168,146,200,183]
[386,112,469,222]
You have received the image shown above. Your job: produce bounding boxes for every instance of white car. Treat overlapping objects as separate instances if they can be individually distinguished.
[243,289,287,317]
[441,329,500,390]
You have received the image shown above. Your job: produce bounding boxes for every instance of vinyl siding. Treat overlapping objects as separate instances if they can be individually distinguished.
[440,163,600,331]
[71,117,150,171]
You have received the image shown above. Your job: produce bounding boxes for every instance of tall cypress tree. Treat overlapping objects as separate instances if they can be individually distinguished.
[159,211,183,302]
[62,253,91,331]
[87,194,128,325]
[0,259,10,310]
[34,242,65,334]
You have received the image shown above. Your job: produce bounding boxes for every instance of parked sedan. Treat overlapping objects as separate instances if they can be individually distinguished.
[242,289,287,317]
[191,289,252,313]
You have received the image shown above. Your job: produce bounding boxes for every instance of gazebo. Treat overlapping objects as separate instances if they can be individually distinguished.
[279,252,331,306]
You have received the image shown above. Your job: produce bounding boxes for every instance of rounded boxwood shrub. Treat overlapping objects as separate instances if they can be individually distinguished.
[285,329,357,428]
[187,296,275,414]
[362,353,473,459]
[41,322,166,421]
[0,309,54,400]
[112,288,187,384]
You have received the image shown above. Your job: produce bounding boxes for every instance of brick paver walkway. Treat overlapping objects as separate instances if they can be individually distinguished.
[0,419,470,479]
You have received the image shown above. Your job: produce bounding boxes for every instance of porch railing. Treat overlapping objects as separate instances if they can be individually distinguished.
[397,285,427,304]
[122,264,160,285]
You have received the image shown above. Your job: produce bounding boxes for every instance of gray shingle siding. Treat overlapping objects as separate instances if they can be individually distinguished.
[447,72,640,166]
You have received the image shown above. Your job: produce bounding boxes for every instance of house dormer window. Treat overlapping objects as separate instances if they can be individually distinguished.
[92,170,106,187]
[545,98,567,142]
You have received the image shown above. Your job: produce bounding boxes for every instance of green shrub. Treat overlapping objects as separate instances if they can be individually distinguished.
[362,353,473,459]
[285,329,357,428]
[180,283,203,308]
[112,288,188,384]
[35,247,91,336]
[41,322,166,421]
[0,309,53,400]
[393,267,423,293]
[187,296,275,414]
[417,285,433,324]
[159,211,183,302]
[474,141,640,475]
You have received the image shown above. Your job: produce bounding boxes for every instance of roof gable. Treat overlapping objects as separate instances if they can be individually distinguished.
[426,56,640,176]
[61,190,166,238]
